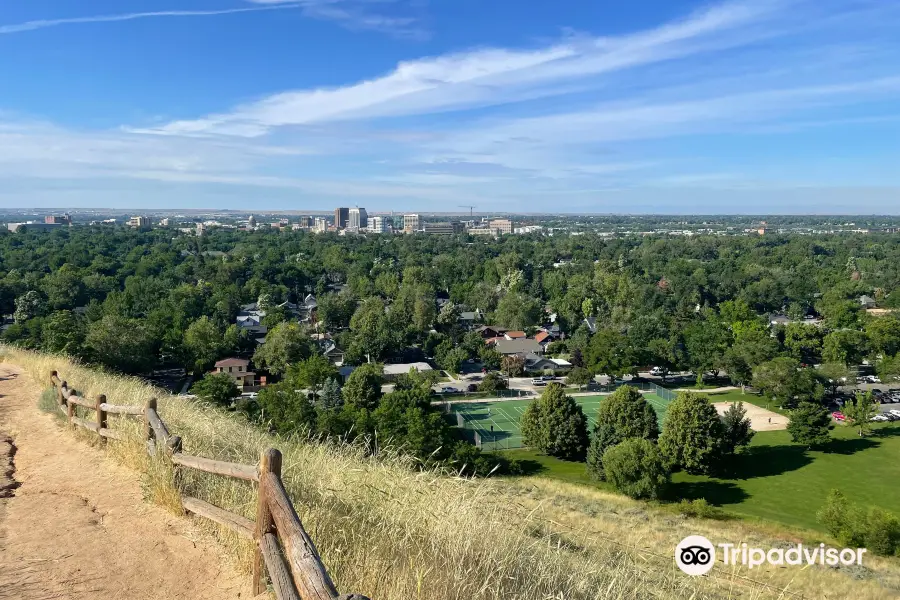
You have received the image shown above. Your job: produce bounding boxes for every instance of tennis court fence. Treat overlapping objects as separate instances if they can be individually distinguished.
[451,380,679,451]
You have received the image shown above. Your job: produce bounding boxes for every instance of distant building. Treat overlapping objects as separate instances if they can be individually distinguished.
[6,221,64,233]
[213,358,256,391]
[159,218,171,227]
[489,219,513,234]
[334,207,350,229]
[860,295,877,309]
[403,214,421,233]
[467,226,495,236]
[44,214,71,225]
[423,222,464,235]
[314,217,328,233]
[382,362,433,381]
[298,216,313,228]
[367,216,386,233]
[248,215,257,228]
[494,339,543,356]
[348,207,368,230]
[128,216,151,228]
[196,223,207,236]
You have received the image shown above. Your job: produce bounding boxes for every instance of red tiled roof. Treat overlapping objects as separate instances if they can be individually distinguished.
[484,337,504,345]
[214,358,250,367]
[534,331,552,343]
[506,331,527,339]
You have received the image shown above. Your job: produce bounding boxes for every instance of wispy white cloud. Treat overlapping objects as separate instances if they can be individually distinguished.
[152,0,780,136]
[0,5,303,35]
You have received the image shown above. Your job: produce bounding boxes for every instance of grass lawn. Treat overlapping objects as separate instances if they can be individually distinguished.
[501,423,900,533]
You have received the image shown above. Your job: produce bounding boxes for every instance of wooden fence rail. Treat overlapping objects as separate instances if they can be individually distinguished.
[49,370,370,600]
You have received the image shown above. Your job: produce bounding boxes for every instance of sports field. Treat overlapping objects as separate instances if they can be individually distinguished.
[449,392,671,450]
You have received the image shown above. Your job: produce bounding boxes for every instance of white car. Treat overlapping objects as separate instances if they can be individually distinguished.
[871,414,890,422]
[649,367,664,376]
[889,409,900,419]
[440,387,459,394]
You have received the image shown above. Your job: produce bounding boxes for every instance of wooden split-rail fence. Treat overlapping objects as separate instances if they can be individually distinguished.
[50,371,370,600]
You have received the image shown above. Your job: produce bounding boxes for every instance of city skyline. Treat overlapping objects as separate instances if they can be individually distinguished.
[0,1,899,212]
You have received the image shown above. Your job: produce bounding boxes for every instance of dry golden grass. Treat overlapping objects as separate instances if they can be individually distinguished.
[5,347,900,600]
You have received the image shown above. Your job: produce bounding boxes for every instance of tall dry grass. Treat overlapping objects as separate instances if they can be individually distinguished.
[4,346,900,600]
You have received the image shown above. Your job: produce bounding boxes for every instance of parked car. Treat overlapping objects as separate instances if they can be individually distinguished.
[542,375,557,381]
[649,366,664,376]
[531,378,547,386]
[871,414,890,422]
[885,413,900,421]
[440,387,459,394]
[889,409,900,419]
[832,411,846,421]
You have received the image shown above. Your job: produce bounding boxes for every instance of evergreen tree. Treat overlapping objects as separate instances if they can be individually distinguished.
[521,384,589,461]
[722,401,754,455]
[659,392,726,475]
[603,438,670,499]
[586,385,658,479]
[319,377,344,410]
[787,402,833,448]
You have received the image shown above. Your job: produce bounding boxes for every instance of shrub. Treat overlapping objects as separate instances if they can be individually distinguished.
[658,392,725,475]
[586,385,658,480]
[676,498,726,520]
[602,438,670,500]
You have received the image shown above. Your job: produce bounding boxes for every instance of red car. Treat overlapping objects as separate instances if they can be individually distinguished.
[832,411,845,421]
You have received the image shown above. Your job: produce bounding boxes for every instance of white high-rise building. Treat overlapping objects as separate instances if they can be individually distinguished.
[314,217,328,233]
[368,216,386,233]
[348,207,368,230]
[403,214,421,233]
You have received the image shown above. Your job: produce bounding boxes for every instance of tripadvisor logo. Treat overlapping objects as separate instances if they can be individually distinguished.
[675,535,867,575]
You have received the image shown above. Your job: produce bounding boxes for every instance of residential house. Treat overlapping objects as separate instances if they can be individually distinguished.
[503,331,527,340]
[524,354,572,374]
[236,304,268,341]
[494,339,543,356]
[860,295,877,309]
[769,315,792,327]
[321,340,345,365]
[534,330,555,349]
[458,308,484,328]
[213,358,256,391]
[475,325,507,339]
[583,317,598,333]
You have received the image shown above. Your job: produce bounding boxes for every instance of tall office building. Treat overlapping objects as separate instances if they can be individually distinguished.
[314,218,328,233]
[298,216,313,228]
[368,216,385,233]
[334,207,350,229]
[403,214,421,233]
[348,207,368,230]
[488,219,513,235]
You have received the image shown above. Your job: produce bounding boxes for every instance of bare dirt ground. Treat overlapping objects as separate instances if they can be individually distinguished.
[713,401,788,431]
[0,363,252,600]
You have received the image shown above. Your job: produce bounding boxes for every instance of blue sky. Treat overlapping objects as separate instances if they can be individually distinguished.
[1,0,899,213]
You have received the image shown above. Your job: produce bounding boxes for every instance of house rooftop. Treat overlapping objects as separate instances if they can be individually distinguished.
[494,339,543,355]
[382,362,433,376]
[215,358,250,368]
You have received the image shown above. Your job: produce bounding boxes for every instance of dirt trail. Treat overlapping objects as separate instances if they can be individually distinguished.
[0,363,251,600]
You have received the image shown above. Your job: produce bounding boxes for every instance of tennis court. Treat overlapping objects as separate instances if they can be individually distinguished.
[449,391,671,451]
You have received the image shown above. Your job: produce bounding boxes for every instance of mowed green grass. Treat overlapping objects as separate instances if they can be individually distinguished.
[503,423,900,533]
[450,393,670,450]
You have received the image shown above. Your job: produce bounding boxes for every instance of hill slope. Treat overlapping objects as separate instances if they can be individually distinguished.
[3,347,900,600]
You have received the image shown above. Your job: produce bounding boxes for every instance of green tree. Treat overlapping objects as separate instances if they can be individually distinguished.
[603,438,670,500]
[478,346,502,371]
[520,384,589,461]
[501,354,524,377]
[493,292,541,330]
[256,383,317,434]
[721,402,754,456]
[478,372,508,394]
[41,310,86,355]
[252,322,315,375]
[877,354,900,384]
[317,292,357,330]
[658,392,725,475]
[565,366,593,388]
[586,328,631,377]
[682,318,729,380]
[586,385,658,479]
[85,315,156,373]
[783,323,823,363]
[786,402,833,448]
[288,355,339,399]
[183,316,225,373]
[317,378,341,410]
[818,362,851,397]
[823,329,869,366]
[867,315,900,357]
[342,363,384,411]
[349,297,398,362]
[752,357,823,408]
[190,372,240,407]
[14,290,47,323]
[843,391,878,437]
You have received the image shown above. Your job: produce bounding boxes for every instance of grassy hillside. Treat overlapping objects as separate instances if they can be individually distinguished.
[4,347,900,600]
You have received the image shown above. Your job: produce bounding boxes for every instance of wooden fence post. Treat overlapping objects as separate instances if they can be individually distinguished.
[59,380,67,407]
[96,394,107,442]
[145,397,157,455]
[253,448,282,596]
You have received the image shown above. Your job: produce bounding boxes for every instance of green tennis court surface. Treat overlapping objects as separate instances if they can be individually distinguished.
[448,393,671,451]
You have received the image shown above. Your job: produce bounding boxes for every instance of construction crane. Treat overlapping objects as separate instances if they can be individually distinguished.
[458,205,476,217]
